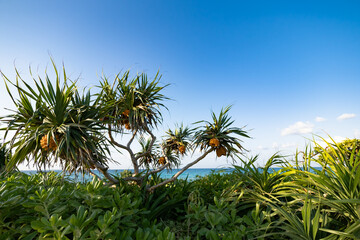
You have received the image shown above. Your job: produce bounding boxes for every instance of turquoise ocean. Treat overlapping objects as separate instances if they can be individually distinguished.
[21,167,319,182]
[21,168,233,182]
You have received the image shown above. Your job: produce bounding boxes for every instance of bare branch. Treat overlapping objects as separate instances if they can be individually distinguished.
[107,125,139,174]
[127,129,138,149]
[93,161,119,184]
[108,126,128,150]
[89,170,101,180]
[148,162,170,175]
[147,148,213,192]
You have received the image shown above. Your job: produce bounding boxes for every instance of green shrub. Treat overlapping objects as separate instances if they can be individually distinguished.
[2,137,360,240]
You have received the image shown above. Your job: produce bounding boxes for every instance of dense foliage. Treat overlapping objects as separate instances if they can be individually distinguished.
[0,142,10,172]
[1,61,359,238]
[0,62,249,190]
[1,139,360,239]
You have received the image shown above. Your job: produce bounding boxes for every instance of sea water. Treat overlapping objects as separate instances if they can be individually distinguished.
[21,168,233,182]
[21,167,323,182]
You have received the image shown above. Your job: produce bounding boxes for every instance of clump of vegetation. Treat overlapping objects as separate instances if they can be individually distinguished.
[0,142,10,173]
[1,60,359,239]
[0,60,249,191]
[1,138,360,239]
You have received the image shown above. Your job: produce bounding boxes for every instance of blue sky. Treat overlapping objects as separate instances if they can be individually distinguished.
[0,1,359,169]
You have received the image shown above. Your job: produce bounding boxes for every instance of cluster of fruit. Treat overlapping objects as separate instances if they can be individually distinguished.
[120,110,131,130]
[40,135,60,151]
[209,138,226,157]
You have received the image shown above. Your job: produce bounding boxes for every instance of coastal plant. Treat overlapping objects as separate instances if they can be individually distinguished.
[193,106,249,160]
[5,62,360,238]
[234,154,288,194]
[0,62,110,177]
[313,138,360,165]
[164,123,194,157]
[287,138,360,222]
[263,197,330,240]
[0,142,10,173]
[185,196,271,239]
[136,136,161,169]
[192,169,237,205]
[141,176,192,221]
[2,149,360,239]
[230,154,290,213]
[0,60,250,191]
[267,137,360,239]
[0,171,165,239]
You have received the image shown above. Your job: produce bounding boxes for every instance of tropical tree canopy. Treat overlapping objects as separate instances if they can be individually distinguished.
[0,61,250,190]
[1,63,110,174]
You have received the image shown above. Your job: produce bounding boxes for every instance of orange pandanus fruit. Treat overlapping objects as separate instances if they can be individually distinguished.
[158,157,166,165]
[124,121,131,130]
[40,135,60,151]
[121,110,131,130]
[216,146,226,157]
[178,145,186,154]
[209,138,220,147]
[122,109,130,117]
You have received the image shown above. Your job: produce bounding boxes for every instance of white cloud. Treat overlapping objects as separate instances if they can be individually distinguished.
[272,142,279,149]
[315,117,326,122]
[337,113,356,121]
[280,143,296,149]
[257,145,269,150]
[281,121,314,136]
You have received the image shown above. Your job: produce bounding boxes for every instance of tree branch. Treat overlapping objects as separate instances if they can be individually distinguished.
[148,162,170,175]
[92,161,119,184]
[107,125,139,174]
[108,126,128,150]
[146,148,213,192]
[127,129,138,149]
[89,170,101,180]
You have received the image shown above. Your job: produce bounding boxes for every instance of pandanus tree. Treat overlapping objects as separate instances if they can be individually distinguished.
[0,62,112,179]
[0,61,250,191]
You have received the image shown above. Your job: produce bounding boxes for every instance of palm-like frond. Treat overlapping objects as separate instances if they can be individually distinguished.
[289,138,360,221]
[1,62,109,173]
[316,140,360,219]
[136,136,160,168]
[276,137,360,236]
[234,154,288,195]
[164,123,194,156]
[136,136,181,170]
[193,106,249,160]
[97,71,169,132]
[265,198,329,240]
[158,143,181,169]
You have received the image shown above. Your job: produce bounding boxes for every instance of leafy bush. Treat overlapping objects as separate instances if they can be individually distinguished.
[2,138,360,239]
[0,172,152,239]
